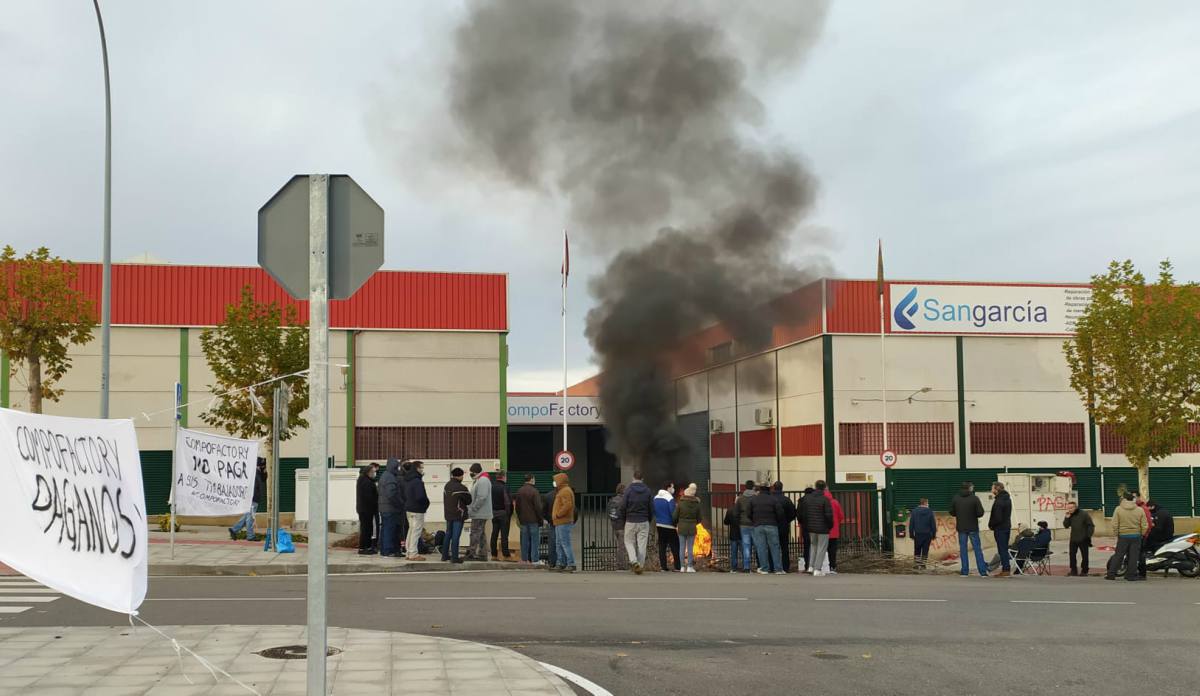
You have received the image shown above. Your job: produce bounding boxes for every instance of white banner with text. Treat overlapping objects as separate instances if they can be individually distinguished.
[174,428,259,517]
[0,408,147,614]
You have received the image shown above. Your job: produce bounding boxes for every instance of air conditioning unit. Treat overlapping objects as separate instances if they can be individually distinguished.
[710,419,724,433]
[754,407,774,426]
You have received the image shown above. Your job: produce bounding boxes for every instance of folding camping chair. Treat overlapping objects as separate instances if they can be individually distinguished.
[1027,547,1053,575]
[1008,548,1027,575]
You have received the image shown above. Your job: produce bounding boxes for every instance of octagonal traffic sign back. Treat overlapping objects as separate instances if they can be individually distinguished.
[258,175,384,300]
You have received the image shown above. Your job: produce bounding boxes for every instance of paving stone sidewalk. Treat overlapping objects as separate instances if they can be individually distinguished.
[0,625,574,695]
[147,530,531,577]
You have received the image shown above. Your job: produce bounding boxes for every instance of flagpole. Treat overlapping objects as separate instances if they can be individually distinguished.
[878,240,889,454]
[561,230,568,458]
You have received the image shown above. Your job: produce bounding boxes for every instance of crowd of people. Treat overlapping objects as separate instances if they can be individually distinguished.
[937,480,1175,581]
[606,473,845,576]
[354,464,1179,580]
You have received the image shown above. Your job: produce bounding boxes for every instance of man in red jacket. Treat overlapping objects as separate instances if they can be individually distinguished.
[823,489,845,575]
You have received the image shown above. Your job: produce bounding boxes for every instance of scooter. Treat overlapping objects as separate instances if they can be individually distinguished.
[1144,533,1200,577]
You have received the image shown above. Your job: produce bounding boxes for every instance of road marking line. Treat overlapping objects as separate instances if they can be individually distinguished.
[0,588,57,594]
[143,598,304,602]
[0,597,58,603]
[1009,600,1135,605]
[607,597,748,601]
[815,598,947,603]
[538,661,614,696]
[386,596,536,601]
[0,607,32,614]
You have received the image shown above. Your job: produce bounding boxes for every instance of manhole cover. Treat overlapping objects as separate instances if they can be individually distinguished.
[256,645,342,660]
[812,652,848,660]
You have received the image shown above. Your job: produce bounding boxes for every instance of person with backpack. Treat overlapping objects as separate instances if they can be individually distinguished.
[490,470,514,561]
[950,482,988,577]
[620,471,654,574]
[800,480,834,576]
[608,483,629,570]
[654,483,681,572]
[772,481,797,573]
[673,483,703,573]
[514,473,544,566]
[734,480,757,573]
[402,460,431,561]
[440,468,472,564]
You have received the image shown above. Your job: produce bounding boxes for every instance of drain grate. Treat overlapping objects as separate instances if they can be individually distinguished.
[256,645,342,660]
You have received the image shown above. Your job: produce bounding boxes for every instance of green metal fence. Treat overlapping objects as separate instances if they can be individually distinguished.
[885,466,1199,520]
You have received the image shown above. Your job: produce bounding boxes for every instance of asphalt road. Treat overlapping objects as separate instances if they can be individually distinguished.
[6,570,1199,695]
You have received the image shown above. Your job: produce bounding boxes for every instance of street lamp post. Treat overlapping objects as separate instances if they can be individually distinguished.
[91,0,112,418]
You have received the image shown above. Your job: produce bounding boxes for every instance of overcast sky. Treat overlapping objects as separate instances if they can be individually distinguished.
[4,2,1198,391]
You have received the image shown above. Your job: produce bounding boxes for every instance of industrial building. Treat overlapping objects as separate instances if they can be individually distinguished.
[560,279,1200,520]
[0,262,509,515]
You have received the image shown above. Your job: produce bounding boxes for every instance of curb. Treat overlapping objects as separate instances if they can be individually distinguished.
[149,561,535,577]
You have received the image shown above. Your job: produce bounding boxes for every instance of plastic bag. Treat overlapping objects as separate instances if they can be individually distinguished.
[276,529,295,554]
[695,523,712,558]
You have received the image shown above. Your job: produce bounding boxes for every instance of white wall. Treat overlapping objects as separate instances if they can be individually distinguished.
[778,339,824,489]
[963,336,1089,469]
[833,335,959,472]
[356,331,499,428]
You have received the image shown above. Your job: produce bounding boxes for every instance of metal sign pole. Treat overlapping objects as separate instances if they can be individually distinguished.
[306,174,330,695]
[267,382,283,552]
[170,381,181,560]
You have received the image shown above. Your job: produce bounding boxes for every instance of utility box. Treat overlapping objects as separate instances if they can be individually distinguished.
[981,473,1078,535]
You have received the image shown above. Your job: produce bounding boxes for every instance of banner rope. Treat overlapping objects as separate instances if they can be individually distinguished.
[129,614,262,695]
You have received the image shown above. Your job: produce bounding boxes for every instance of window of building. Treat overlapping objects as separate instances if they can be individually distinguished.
[1099,423,1200,454]
[969,422,1085,455]
[838,422,955,455]
[708,341,734,365]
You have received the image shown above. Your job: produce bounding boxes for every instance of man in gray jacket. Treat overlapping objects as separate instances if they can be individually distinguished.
[464,463,493,561]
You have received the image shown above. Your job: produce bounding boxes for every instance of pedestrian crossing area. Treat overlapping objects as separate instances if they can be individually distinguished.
[0,575,62,619]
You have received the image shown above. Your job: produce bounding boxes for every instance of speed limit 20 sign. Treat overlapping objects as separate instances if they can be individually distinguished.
[555,450,576,471]
[880,450,898,468]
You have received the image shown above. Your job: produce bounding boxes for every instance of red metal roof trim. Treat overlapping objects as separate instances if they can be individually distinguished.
[60,263,507,331]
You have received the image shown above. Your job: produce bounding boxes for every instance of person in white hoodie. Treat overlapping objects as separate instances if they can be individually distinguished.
[464,462,493,561]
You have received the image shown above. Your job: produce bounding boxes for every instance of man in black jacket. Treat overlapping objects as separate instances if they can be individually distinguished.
[950,482,987,577]
[772,481,797,573]
[441,467,471,563]
[1141,500,1175,578]
[748,484,786,575]
[989,482,1013,577]
[402,461,431,561]
[1063,501,1094,576]
[490,471,514,560]
[356,464,379,555]
[377,459,405,557]
[800,480,834,576]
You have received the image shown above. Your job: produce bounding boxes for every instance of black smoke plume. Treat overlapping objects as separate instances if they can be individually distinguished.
[437,0,832,486]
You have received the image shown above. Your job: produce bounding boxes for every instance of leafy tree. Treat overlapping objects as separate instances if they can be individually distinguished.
[200,285,309,514]
[0,247,95,413]
[1064,260,1200,499]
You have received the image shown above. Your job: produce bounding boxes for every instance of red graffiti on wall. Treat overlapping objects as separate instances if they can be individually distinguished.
[929,516,958,552]
[1036,495,1070,512]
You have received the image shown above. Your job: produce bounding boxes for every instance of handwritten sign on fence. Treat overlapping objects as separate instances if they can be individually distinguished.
[0,408,147,614]
[174,428,259,517]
